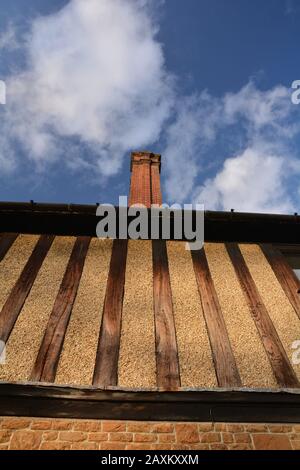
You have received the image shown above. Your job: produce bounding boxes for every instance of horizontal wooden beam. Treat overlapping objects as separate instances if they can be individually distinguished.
[3,204,300,243]
[0,382,299,423]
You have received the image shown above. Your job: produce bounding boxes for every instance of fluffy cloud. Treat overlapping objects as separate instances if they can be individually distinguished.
[1,0,300,214]
[163,82,300,213]
[195,147,300,213]
[0,23,19,51]
[1,0,173,176]
[223,82,292,132]
[163,94,220,202]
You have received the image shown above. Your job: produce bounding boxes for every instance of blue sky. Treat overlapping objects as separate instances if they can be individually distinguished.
[0,0,300,212]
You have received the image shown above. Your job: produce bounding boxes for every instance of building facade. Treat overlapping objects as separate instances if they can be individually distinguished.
[0,152,300,450]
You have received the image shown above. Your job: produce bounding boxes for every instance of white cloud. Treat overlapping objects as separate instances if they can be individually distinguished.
[223,82,292,133]
[221,82,300,143]
[1,0,300,214]
[1,0,174,175]
[163,82,300,213]
[194,147,299,214]
[0,23,19,51]
[163,92,224,202]
[0,136,16,174]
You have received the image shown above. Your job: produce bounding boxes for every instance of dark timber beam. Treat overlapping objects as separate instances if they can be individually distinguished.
[93,239,128,387]
[0,235,54,346]
[0,382,300,423]
[30,236,90,383]
[152,240,181,389]
[2,203,300,243]
[191,248,242,388]
[261,244,300,321]
[226,243,299,388]
[0,233,18,262]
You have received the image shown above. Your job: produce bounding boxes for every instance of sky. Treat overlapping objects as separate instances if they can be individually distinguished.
[0,0,300,213]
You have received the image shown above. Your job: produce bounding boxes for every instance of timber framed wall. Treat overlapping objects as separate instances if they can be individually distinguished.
[1,152,300,452]
[0,235,300,423]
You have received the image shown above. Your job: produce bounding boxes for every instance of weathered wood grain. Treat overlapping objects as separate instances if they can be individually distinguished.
[0,235,54,345]
[152,240,180,390]
[30,236,90,383]
[0,233,18,262]
[0,382,300,423]
[191,248,242,387]
[93,239,128,387]
[226,242,299,388]
[261,243,300,320]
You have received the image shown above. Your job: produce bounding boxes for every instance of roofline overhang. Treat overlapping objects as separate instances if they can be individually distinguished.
[1,200,300,243]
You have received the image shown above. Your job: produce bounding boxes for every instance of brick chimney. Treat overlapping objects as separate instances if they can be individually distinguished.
[129,151,162,208]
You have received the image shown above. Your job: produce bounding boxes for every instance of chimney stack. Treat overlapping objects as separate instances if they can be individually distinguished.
[129,151,162,208]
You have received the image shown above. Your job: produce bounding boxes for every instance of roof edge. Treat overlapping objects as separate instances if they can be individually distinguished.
[1,200,300,243]
[0,200,299,221]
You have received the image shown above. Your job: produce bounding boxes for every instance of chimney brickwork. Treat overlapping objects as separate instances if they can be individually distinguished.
[129,152,162,207]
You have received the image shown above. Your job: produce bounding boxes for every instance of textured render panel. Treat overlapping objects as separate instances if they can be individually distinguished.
[240,244,300,382]
[1,235,298,390]
[0,235,38,311]
[118,240,156,388]
[0,237,74,382]
[205,243,276,388]
[56,239,112,386]
[167,242,217,388]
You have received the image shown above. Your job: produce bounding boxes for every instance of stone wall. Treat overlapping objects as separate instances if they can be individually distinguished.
[0,417,299,450]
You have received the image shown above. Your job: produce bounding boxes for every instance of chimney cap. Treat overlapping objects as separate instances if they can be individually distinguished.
[130,151,161,173]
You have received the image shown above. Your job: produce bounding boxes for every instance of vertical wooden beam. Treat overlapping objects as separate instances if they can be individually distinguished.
[152,240,180,389]
[30,236,90,383]
[261,244,300,321]
[0,233,18,262]
[93,239,128,387]
[191,248,242,387]
[0,235,54,345]
[226,243,299,388]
